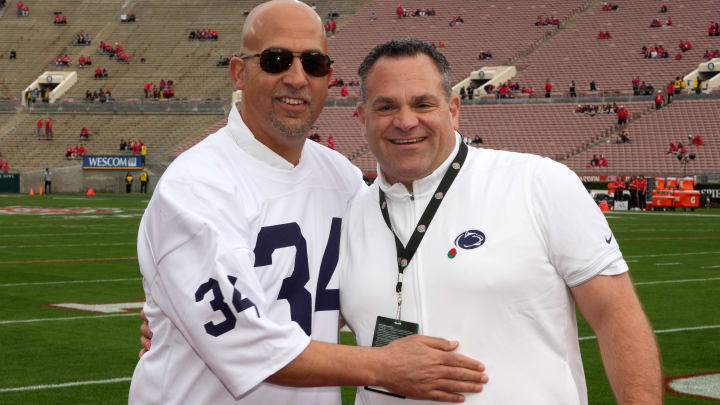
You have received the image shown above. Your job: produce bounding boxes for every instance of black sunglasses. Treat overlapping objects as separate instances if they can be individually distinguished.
[241,48,333,77]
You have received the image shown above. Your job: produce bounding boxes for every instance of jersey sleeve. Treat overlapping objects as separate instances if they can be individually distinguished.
[530,158,628,287]
[139,176,310,398]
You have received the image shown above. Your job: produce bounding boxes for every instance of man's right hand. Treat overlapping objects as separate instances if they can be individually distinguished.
[138,310,152,359]
[376,334,488,402]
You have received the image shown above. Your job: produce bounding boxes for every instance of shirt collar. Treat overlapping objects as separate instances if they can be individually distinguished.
[227,103,297,170]
[378,132,461,199]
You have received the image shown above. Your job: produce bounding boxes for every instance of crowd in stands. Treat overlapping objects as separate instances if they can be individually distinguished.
[601,3,619,12]
[597,31,612,39]
[99,41,129,62]
[535,16,560,26]
[94,67,109,79]
[667,135,703,160]
[395,7,436,18]
[55,54,71,67]
[216,56,231,67]
[660,4,668,13]
[704,49,720,59]
[478,51,492,60]
[575,103,620,116]
[587,154,608,167]
[632,77,655,95]
[25,87,49,104]
[53,12,68,25]
[74,32,91,45]
[650,18,672,28]
[0,156,10,173]
[324,19,337,36]
[143,79,175,99]
[449,16,464,27]
[616,130,630,144]
[188,29,219,40]
[119,138,146,155]
[65,144,86,159]
[328,78,359,88]
[78,54,93,67]
[0,0,6,9]
[642,44,669,59]
[709,22,719,36]
[679,40,692,52]
[16,1,29,16]
[36,118,53,140]
[85,88,112,103]
[120,13,136,23]
[9,49,16,59]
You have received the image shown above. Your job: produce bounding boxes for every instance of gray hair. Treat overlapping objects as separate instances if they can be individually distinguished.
[358,38,452,102]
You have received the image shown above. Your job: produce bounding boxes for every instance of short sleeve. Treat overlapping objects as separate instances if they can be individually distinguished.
[140,177,310,397]
[530,158,628,287]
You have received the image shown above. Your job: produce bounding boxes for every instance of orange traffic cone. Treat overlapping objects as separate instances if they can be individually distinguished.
[599,201,610,212]
[38,187,43,196]
[87,188,95,196]
[29,187,34,196]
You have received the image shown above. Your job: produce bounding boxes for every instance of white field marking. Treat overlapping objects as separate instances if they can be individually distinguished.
[605,211,720,218]
[0,242,134,249]
[613,228,714,233]
[668,374,720,400]
[0,377,132,393]
[0,231,136,238]
[0,313,137,325]
[701,265,720,269]
[579,324,720,341]
[49,302,144,314]
[0,278,141,287]
[634,277,720,286]
[50,197,111,201]
[655,262,681,266]
[625,251,720,259]
[625,259,639,263]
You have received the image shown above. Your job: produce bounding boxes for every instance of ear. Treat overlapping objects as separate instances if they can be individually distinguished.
[230,57,246,90]
[356,102,367,140]
[449,93,461,131]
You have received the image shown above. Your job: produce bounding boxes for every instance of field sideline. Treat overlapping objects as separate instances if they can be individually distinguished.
[0,193,718,404]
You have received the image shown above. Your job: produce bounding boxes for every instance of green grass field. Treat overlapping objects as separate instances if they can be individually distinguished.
[0,193,718,404]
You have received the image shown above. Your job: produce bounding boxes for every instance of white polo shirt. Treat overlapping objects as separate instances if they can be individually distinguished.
[339,134,627,405]
[129,104,364,404]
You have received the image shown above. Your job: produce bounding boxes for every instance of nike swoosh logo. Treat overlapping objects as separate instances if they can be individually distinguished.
[605,235,613,244]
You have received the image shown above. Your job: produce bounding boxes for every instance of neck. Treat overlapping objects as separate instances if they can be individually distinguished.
[240,106,304,166]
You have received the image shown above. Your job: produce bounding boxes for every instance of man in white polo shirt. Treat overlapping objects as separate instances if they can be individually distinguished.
[339,39,662,404]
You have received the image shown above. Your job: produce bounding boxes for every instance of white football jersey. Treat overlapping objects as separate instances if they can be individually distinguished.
[129,105,364,404]
[339,134,627,405]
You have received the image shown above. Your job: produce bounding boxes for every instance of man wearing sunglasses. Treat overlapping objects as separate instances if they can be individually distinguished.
[129,1,487,404]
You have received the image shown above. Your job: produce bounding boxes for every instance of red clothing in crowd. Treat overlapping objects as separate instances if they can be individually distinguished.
[340,86,348,97]
[144,82,152,91]
[396,7,404,17]
[37,119,43,129]
[331,20,337,31]
[545,81,552,92]
[598,156,607,167]
[668,142,678,154]
[691,135,703,146]
[17,1,24,9]
[45,119,53,131]
[327,134,335,149]
[667,82,674,95]
[655,92,663,106]
[3,161,9,173]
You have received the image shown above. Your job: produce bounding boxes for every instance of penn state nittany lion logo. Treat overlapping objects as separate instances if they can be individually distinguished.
[454,230,486,249]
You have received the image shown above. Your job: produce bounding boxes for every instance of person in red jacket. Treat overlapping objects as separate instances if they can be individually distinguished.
[45,118,53,139]
[331,19,337,35]
[655,90,663,110]
[666,81,674,104]
[340,85,348,97]
[36,119,43,139]
[614,176,626,202]
[638,176,647,210]
[629,176,639,209]
[544,80,552,98]
[396,6,404,18]
[144,82,152,98]
[667,142,678,155]
[80,126,89,140]
[327,134,335,149]
[690,134,703,146]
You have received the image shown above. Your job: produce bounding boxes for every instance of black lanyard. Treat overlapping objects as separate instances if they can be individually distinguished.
[378,141,468,295]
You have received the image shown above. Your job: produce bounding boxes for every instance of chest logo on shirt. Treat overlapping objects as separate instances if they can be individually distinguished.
[454,230,486,250]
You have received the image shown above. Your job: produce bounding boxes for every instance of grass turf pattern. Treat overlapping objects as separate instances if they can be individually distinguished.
[0,194,718,404]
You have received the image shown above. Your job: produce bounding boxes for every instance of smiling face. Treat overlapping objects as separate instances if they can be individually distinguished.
[230,1,331,164]
[358,54,459,189]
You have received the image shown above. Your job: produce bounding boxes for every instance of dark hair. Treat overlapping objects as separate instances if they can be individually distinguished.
[358,38,451,102]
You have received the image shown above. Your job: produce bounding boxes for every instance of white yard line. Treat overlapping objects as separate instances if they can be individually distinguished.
[655,262,681,266]
[605,212,720,218]
[0,313,137,325]
[700,265,720,269]
[0,278,141,287]
[579,324,720,341]
[0,377,131,393]
[0,231,136,238]
[625,251,720,259]
[634,277,720,286]
[0,242,134,249]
